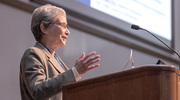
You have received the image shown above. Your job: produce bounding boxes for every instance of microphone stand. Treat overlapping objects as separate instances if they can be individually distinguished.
[131,25,180,69]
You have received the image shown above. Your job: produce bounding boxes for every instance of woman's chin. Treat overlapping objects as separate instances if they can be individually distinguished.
[59,42,66,47]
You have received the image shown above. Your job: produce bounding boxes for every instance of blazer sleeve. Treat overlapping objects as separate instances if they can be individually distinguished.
[20,47,76,100]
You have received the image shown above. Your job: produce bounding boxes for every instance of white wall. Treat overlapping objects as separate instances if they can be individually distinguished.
[0,1,180,100]
[0,3,34,99]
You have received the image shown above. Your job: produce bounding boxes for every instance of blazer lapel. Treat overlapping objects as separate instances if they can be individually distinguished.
[55,54,69,71]
[34,42,65,73]
[48,56,65,73]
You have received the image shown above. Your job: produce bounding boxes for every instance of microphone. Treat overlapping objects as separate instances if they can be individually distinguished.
[131,24,180,68]
[131,24,141,30]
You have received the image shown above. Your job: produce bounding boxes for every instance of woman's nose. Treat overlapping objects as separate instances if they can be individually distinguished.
[65,28,70,35]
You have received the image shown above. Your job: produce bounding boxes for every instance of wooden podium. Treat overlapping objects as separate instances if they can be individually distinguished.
[62,65,180,100]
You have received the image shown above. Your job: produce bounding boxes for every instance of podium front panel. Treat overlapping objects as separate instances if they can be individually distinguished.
[63,65,180,100]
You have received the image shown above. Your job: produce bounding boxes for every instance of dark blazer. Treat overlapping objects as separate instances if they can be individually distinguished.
[20,42,76,100]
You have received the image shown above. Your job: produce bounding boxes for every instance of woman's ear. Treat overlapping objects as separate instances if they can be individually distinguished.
[40,23,48,34]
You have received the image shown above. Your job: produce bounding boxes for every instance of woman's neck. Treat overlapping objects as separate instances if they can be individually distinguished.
[39,40,56,55]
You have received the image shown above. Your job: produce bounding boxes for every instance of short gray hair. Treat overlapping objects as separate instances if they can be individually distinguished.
[31,4,66,41]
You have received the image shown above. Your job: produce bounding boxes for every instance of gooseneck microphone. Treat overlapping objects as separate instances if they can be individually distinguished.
[131,24,180,68]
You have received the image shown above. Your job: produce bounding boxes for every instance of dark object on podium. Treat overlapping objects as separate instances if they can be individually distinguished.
[63,65,180,100]
[156,59,165,64]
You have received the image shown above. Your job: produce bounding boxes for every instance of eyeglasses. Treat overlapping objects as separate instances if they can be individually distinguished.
[53,22,69,29]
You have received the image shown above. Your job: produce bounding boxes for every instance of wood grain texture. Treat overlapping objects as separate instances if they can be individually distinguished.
[63,65,180,100]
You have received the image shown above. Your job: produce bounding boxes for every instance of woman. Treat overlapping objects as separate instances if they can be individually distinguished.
[20,4,100,100]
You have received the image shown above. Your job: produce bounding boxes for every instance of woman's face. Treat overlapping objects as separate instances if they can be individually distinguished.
[46,14,70,48]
